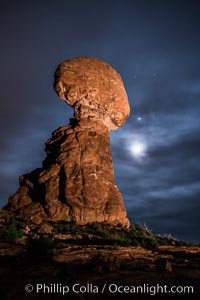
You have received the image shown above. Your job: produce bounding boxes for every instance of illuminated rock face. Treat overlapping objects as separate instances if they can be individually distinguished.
[54,56,130,130]
[7,57,130,226]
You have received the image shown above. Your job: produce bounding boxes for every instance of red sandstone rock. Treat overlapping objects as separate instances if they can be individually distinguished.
[37,223,54,234]
[7,57,130,227]
[54,56,130,130]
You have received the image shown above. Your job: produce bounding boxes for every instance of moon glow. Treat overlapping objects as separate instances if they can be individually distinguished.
[129,140,146,158]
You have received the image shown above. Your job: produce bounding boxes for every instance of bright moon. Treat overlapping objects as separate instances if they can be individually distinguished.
[130,141,146,158]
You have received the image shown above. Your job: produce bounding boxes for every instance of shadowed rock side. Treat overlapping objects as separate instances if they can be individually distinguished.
[6,56,130,227]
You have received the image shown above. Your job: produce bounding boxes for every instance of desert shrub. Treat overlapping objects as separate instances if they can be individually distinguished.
[140,236,158,250]
[54,221,81,235]
[90,221,101,231]
[77,222,158,248]
[99,227,113,239]
[53,221,65,233]
[27,234,55,261]
[2,214,11,225]
[128,224,158,249]
[2,223,23,242]
[156,233,190,247]
[52,221,189,249]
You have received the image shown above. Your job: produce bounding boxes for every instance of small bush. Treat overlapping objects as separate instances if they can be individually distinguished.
[3,214,11,225]
[2,223,23,242]
[54,221,81,235]
[27,234,55,261]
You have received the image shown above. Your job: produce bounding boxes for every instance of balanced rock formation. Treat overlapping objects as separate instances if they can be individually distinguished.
[7,57,130,227]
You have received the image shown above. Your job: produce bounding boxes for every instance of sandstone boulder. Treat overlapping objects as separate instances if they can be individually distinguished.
[54,56,130,130]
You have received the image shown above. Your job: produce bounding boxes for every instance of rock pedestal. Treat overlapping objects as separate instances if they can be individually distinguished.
[7,57,130,227]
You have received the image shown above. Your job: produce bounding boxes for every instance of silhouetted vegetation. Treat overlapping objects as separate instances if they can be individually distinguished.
[52,221,191,249]
[1,223,23,242]
[27,234,55,261]
[0,211,192,250]
[54,220,81,235]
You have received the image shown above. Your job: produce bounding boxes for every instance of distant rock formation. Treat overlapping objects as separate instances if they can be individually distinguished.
[7,57,130,227]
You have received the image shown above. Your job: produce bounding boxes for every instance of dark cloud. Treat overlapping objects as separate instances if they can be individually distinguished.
[0,0,200,242]
[129,192,200,243]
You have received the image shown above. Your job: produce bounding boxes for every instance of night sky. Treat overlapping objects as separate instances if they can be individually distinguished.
[0,0,200,242]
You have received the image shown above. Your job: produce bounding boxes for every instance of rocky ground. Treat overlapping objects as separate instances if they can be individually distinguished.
[0,241,200,300]
[0,219,200,300]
